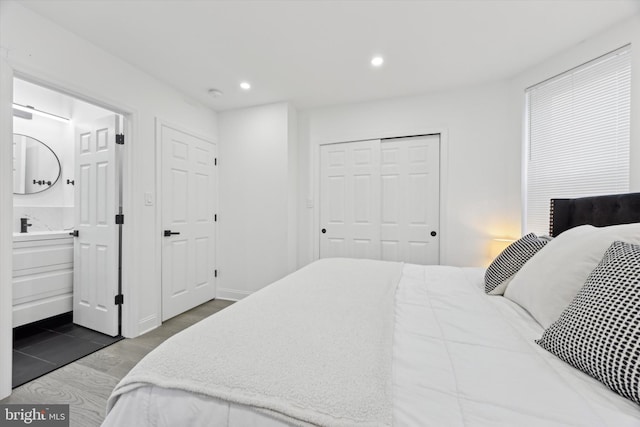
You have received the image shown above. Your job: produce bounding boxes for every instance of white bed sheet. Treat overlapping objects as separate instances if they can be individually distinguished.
[103,264,640,427]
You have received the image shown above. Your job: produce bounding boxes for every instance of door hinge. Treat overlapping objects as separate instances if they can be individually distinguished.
[69,230,79,237]
[115,134,125,145]
[114,294,124,305]
[214,157,217,166]
[115,214,124,224]
[214,214,217,222]
[214,269,218,278]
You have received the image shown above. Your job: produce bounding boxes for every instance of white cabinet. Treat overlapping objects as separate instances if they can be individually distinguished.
[13,232,73,327]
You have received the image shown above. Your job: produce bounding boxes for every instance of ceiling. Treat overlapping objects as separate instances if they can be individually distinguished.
[17,0,640,112]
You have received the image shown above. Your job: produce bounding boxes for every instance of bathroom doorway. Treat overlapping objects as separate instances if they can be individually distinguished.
[11,78,124,387]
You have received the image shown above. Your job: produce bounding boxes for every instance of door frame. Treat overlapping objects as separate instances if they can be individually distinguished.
[312,128,449,264]
[155,118,218,321]
[0,60,136,399]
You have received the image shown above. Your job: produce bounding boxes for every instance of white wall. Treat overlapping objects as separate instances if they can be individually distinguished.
[217,102,297,298]
[0,54,14,401]
[297,14,640,270]
[0,0,218,367]
[287,105,298,272]
[508,14,640,203]
[297,81,520,268]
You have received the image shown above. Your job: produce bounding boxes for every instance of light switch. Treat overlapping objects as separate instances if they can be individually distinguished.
[144,192,154,206]
[306,198,314,209]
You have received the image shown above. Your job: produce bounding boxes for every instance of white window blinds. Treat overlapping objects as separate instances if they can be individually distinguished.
[525,45,631,235]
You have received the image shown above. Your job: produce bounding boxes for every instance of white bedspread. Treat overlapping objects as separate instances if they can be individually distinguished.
[106,258,403,427]
[104,262,640,427]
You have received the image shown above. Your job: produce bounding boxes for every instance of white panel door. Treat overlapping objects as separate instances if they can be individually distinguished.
[161,125,216,321]
[380,135,440,264]
[73,115,120,336]
[320,140,380,259]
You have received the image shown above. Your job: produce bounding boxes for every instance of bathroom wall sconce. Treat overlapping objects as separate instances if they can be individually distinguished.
[13,103,70,123]
[66,179,75,185]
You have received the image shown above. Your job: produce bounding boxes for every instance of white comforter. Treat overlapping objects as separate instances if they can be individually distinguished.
[393,264,640,426]
[106,258,403,426]
[104,261,640,427]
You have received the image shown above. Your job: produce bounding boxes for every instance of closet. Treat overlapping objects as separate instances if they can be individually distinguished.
[319,134,440,265]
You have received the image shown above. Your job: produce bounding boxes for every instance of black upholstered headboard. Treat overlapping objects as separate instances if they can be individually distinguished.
[549,192,640,237]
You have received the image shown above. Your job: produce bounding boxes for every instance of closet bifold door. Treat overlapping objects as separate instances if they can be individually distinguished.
[319,135,440,265]
[319,140,381,260]
[380,135,440,265]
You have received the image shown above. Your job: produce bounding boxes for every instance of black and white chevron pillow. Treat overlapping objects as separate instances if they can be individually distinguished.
[536,241,640,405]
[484,233,550,295]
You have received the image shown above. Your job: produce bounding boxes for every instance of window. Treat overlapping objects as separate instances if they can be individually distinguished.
[525,45,631,235]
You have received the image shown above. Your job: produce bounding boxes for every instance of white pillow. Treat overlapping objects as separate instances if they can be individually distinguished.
[503,223,640,328]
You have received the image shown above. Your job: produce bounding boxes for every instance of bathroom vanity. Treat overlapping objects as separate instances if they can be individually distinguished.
[12,231,73,327]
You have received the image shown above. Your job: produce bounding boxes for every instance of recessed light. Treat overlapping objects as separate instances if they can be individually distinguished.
[208,89,223,98]
[371,56,384,67]
[240,82,251,90]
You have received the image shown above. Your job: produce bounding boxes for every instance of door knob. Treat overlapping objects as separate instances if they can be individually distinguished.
[164,230,181,237]
[430,231,437,237]
[321,228,326,234]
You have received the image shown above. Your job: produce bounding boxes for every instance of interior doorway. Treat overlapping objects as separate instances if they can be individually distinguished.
[11,77,125,387]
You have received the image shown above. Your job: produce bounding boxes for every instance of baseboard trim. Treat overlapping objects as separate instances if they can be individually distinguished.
[137,314,159,337]
[216,288,251,301]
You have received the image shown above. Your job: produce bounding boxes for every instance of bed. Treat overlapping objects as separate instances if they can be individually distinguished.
[103,193,640,426]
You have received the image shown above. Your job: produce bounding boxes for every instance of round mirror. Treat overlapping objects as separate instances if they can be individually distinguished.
[13,134,61,195]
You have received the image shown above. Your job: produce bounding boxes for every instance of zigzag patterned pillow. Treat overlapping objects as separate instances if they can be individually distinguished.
[536,241,640,405]
[484,233,550,295]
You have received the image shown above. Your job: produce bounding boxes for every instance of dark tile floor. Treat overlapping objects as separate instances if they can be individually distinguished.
[12,312,122,388]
